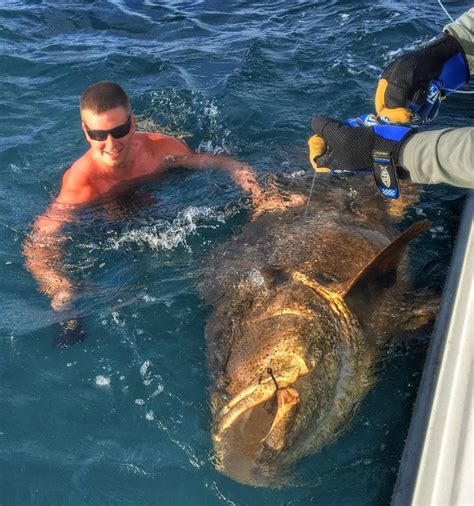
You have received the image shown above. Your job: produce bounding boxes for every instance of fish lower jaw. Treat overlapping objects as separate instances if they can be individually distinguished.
[214,359,309,443]
[263,387,300,451]
[212,381,302,486]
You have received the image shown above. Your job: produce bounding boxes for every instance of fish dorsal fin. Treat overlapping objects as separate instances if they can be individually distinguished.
[343,221,430,323]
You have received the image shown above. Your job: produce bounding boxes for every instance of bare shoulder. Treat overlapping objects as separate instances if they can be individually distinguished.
[57,153,96,204]
[136,132,193,157]
[62,154,93,188]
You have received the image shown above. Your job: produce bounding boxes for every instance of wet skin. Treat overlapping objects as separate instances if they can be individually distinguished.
[23,104,304,334]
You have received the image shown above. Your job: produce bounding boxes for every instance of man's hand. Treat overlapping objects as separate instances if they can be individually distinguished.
[375,33,469,124]
[308,116,418,198]
[51,285,75,311]
[252,191,306,219]
[23,210,76,312]
[172,152,306,218]
[309,116,414,173]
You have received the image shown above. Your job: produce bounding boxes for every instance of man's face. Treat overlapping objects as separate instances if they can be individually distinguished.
[81,106,136,170]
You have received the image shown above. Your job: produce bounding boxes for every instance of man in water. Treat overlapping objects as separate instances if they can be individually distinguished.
[308,8,473,189]
[24,81,302,313]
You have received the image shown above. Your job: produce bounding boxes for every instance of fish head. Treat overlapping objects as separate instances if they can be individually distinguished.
[206,222,431,486]
[211,269,363,486]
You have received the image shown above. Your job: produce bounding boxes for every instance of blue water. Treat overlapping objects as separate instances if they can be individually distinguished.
[0,1,472,504]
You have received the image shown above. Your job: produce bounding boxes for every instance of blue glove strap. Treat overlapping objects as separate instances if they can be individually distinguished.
[332,119,412,185]
[373,125,414,199]
[373,124,412,142]
[344,114,379,127]
[372,153,400,199]
[408,80,442,123]
[407,52,468,123]
[439,52,469,93]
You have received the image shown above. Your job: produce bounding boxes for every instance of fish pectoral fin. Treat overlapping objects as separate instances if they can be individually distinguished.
[343,221,430,326]
[262,387,300,451]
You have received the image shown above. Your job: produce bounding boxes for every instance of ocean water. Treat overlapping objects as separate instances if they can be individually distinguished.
[0,1,472,505]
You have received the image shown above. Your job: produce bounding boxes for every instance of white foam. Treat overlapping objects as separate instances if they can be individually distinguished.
[197,139,228,155]
[150,384,164,397]
[140,360,153,379]
[284,170,306,178]
[112,312,125,326]
[248,268,265,286]
[124,463,150,476]
[145,410,155,421]
[95,375,111,386]
[9,162,30,173]
[105,206,226,252]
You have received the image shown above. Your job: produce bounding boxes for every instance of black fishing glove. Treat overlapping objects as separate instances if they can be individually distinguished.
[309,116,415,198]
[375,33,469,124]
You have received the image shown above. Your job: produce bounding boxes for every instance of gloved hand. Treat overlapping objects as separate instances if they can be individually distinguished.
[309,116,414,172]
[309,116,415,198]
[375,33,469,124]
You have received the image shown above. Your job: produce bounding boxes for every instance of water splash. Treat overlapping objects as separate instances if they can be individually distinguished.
[95,375,111,387]
[104,206,227,252]
[139,89,237,153]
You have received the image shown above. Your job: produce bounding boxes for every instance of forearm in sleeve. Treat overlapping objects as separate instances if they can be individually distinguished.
[399,127,474,188]
[444,8,474,75]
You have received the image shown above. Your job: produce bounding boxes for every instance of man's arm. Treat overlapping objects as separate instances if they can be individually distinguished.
[444,8,474,76]
[23,202,76,310]
[171,152,263,198]
[23,168,92,310]
[399,127,474,187]
[164,152,304,216]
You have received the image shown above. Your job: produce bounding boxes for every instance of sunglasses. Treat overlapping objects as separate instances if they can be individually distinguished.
[85,115,132,141]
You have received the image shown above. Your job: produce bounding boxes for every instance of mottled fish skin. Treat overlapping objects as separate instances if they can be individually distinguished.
[201,178,433,487]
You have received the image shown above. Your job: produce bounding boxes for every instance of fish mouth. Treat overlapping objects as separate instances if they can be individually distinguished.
[214,357,309,450]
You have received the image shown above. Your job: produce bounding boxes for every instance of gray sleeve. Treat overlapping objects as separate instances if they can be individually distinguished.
[444,8,474,75]
[399,127,474,188]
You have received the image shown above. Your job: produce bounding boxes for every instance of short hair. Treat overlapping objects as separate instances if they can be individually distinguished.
[80,81,131,115]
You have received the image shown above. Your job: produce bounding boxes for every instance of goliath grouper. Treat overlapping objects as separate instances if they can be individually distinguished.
[201,178,435,487]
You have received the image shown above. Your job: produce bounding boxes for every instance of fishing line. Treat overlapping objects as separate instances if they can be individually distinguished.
[266,169,318,375]
[437,0,454,23]
[304,169,318,220]
[445,88,474,94]
[267,368,280,390]
[276,169,317,319]
[264,0,467,374]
